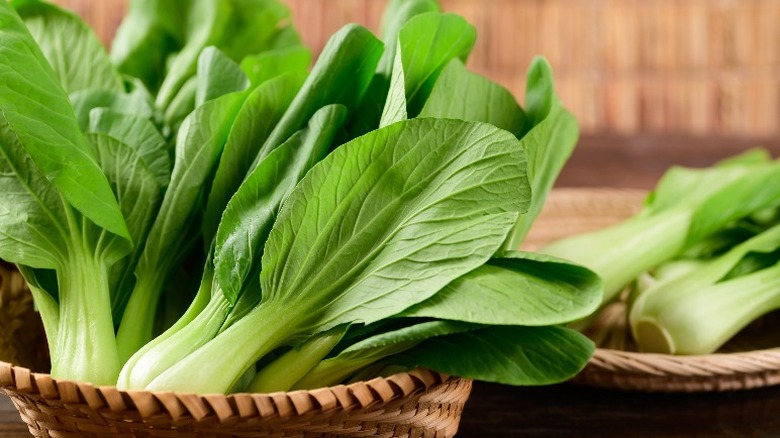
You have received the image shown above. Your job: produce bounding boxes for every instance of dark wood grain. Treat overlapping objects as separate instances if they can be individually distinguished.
[458,382,780,437]
[2,134,779,436]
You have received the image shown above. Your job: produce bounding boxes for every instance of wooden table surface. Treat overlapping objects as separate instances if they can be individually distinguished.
[3,134,780,437]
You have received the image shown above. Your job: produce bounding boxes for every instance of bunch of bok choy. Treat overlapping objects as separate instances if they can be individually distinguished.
[541,150,780,355]
[0,0,601,393]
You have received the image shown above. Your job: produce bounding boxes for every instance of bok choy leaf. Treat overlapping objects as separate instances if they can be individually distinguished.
[0,1,134,384]
[118,104,348,390]
[143,117,529,394]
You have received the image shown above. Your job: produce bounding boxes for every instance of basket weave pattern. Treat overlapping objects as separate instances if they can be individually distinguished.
[580,348,780,392]
[0,263,47,372]
[525,188,780,393]
[0,266,472,437]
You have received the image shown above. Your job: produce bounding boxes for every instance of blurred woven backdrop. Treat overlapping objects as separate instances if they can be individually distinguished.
[52,0,780,137]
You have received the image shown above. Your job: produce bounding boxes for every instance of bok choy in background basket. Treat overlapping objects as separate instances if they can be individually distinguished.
[527,166,780,393]
[0,0,601,436]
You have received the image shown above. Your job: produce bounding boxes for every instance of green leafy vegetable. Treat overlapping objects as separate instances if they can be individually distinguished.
[1,0,596,395]
[392,325,594,386]
[202,71,307,243]
[248,24,384,172]
[115,92,246,362]
[195,46,250,106]
[240,46,311,87]
[403,251,601,326]
[630,224,780,354]
[380,12,475,127]
[118,104,348,390]
[419,59,524,133]
[88,108,170,187]
[14,0,124,94]
[143,118,529,393]
[292,320,474,390]
[0,2,128,239]
[542,154,780,305]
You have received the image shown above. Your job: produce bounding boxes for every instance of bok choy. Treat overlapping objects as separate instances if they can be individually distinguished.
[544,148,780,356]
[0,0,601,394]
[542,151,780,306]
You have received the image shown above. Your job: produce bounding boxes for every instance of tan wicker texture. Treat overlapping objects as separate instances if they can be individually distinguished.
[53,0,780,137]
[0,263,47,372]
[526,188,780,393]
[0,269,472,437]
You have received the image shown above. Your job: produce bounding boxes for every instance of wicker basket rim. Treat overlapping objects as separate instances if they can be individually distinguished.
[591,347,780,375]
[0,359,459,423]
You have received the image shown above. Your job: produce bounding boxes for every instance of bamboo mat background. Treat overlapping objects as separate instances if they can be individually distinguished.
[52,0,780,137]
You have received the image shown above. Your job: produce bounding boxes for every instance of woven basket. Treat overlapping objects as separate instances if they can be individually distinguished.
[525,188,780,393]
[0,265,472,437]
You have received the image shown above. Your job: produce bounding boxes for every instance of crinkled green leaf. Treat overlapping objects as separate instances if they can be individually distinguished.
[293,320,474,389]
[0,114,68,269]
[240,46,311,87]
[419,58,524,133]
[376,0,440,77]
[203,71,306,243]
[248,24,383,172]
[88,108,170,187]
[87,133,164,321]
[393,325,595,385]
[15,0,124,94]
[196,46,249,106]
[0,2,129,240]
[261,118,529,330]
[215,104,347,304]
[380,12,476,126]
[403,251,602,326]
[70,87,156,133]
